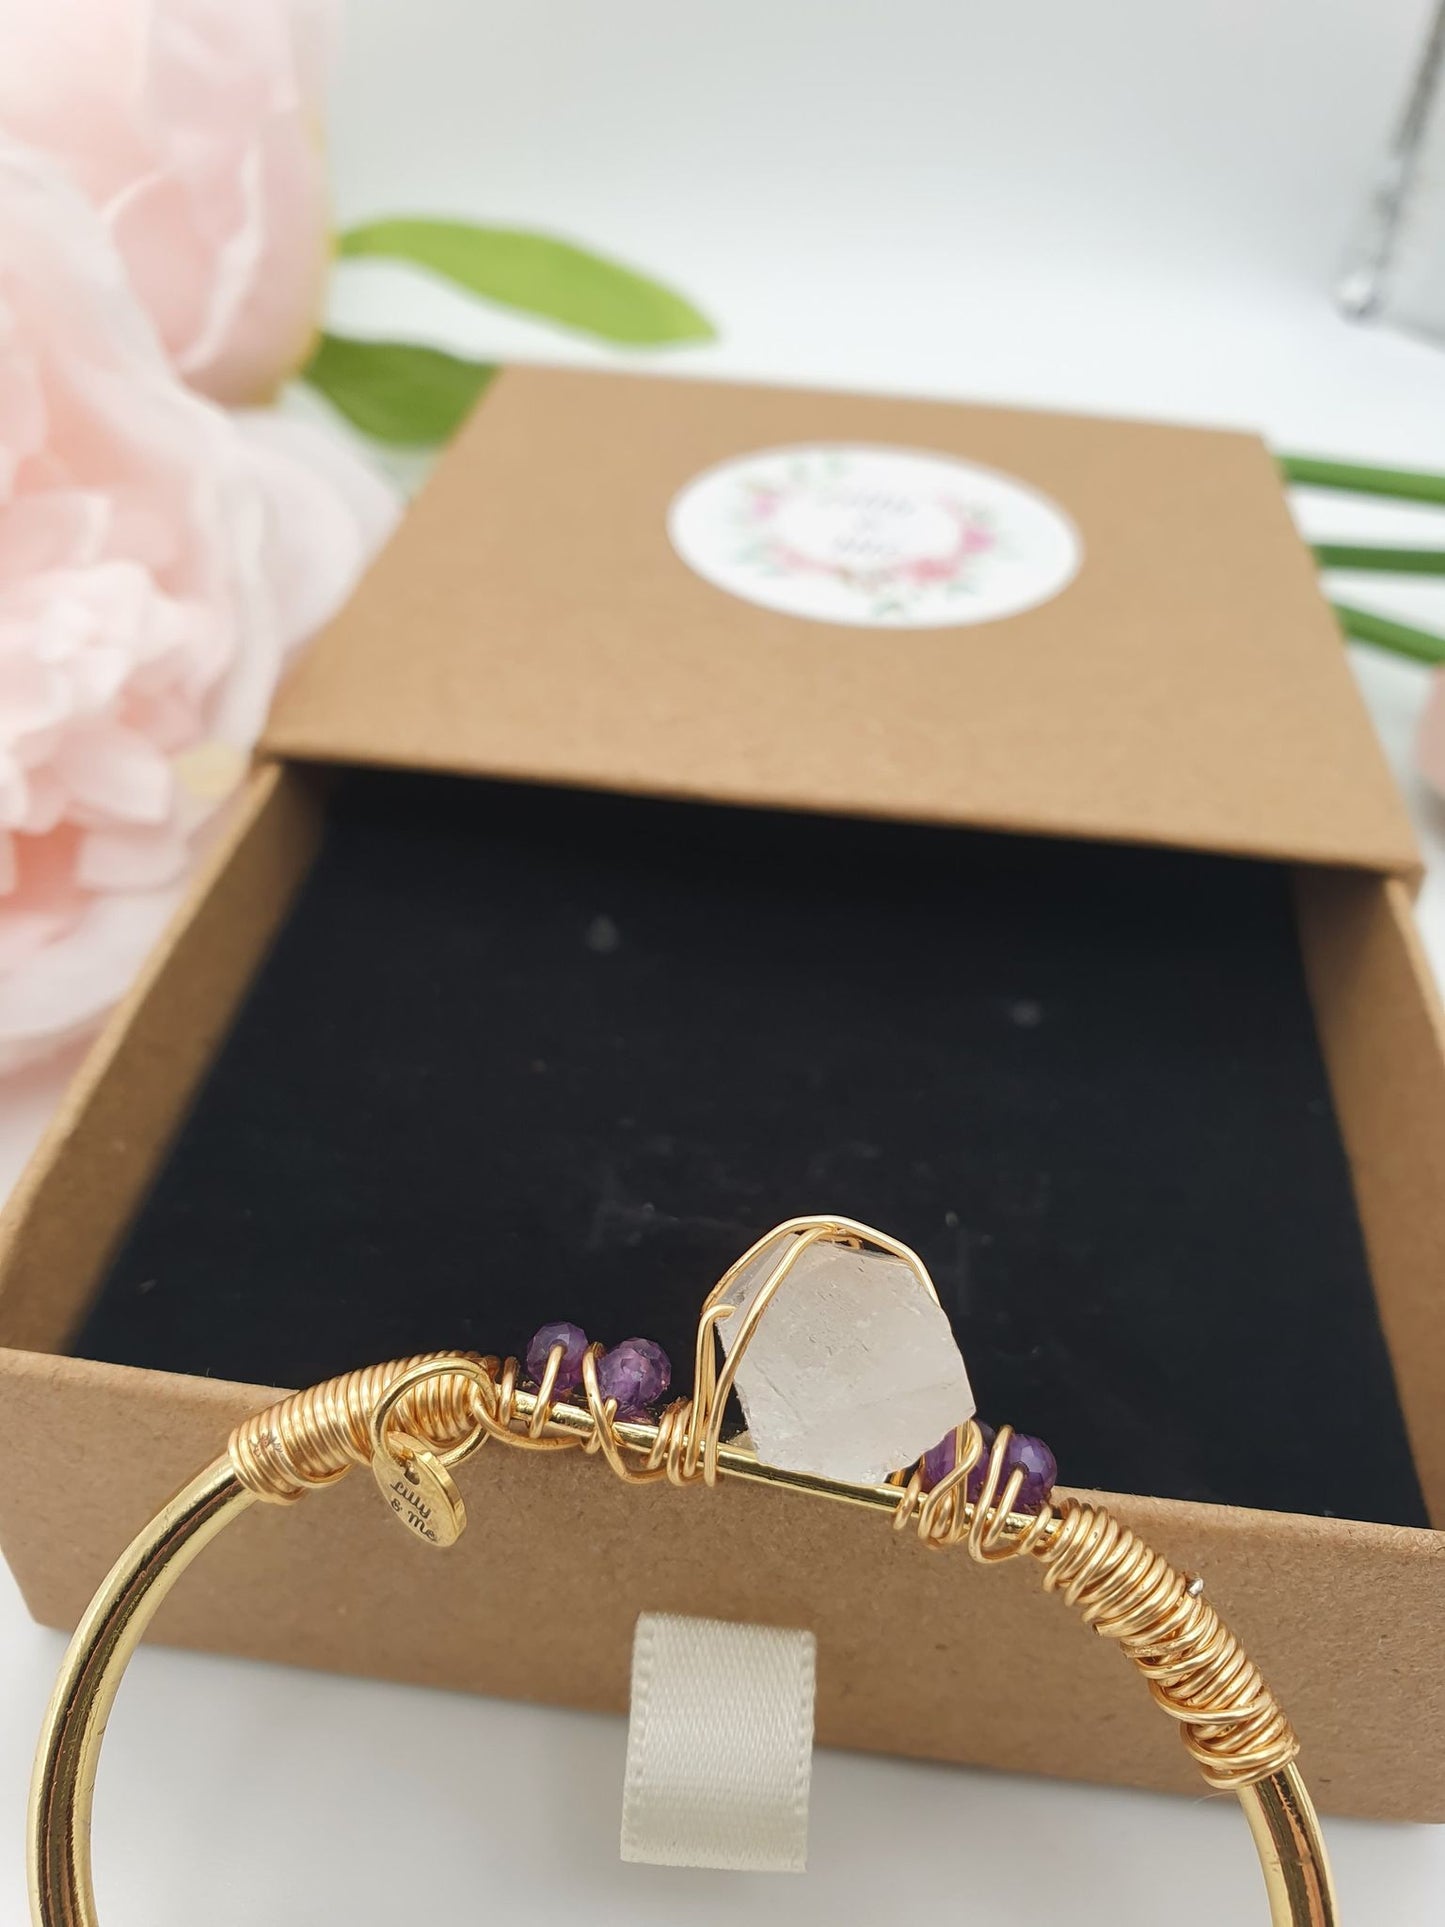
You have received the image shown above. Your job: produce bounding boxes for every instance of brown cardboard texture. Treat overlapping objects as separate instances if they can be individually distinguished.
[266,368,1416,875]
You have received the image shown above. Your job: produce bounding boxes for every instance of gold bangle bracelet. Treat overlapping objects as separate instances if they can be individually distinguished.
[28,1218,1338,1926]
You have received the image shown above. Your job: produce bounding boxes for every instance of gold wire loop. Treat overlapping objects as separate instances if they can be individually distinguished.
[893,1420,1057,1563]
[365,1356,491,1473]
[578,1345,634,1481]
[477,1352,594,1455]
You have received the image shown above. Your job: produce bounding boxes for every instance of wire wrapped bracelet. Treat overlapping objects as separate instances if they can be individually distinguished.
[28,1217,1337,1926]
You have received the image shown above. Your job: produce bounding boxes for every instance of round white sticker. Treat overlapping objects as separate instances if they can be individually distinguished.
[667,443,1081,629]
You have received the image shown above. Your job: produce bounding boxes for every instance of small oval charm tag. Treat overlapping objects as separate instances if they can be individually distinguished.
[372,1431,466,1549]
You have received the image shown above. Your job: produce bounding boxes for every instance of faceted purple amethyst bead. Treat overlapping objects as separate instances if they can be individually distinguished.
[525,1320,589,1393]
[1001,1434,1057,1514]
[919,1422,994,1494]
[917,1423,1055,1513]
[595,1337,671,1416]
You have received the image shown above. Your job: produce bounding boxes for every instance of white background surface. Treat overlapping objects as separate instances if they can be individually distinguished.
[4,2,1445,1918]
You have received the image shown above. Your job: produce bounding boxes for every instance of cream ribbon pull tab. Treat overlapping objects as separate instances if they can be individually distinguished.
[621,1612,816,1872]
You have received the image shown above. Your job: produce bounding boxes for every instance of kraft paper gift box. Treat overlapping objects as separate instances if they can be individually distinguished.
[2,368,1444,1820]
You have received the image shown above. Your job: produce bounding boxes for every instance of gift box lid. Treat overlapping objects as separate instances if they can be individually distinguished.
[263,366,1417,874]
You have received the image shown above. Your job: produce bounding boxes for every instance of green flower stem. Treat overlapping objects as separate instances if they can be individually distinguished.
[1313,543,1445,574]
[1333,601,1445,665]
[1280,454,1445,504]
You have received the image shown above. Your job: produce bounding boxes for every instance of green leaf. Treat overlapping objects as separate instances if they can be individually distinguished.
[1313,542,1445,575]
[337,219,714,346]
[1279,453,1445,505]
[1332,600,1445,665]
[301,333,495,445]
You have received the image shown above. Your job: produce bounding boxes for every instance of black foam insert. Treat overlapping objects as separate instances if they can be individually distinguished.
[76,769,1427,1527]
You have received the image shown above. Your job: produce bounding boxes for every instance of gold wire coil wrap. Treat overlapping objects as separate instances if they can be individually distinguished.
[30,1216,1333,1927]
[889,1416,1300,1790]
[1038,1499,1297,1791]
[228,1352,489,1500]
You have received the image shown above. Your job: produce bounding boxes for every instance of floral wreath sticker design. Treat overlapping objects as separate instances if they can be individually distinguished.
[668,443,1082,629]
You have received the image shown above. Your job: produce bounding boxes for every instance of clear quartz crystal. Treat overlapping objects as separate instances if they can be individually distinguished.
[716,1231,975,1485]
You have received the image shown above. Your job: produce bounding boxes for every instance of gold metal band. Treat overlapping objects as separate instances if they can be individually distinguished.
[29,1362,1337,1926]
[27,1222,1338,1924]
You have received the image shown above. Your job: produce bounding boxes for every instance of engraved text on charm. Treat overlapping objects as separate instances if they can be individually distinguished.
[371,1430,466,1547]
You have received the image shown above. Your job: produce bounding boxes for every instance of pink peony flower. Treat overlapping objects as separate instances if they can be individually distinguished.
[0,144,396,1070]
[0,0,336,405]
[1416,674,1445,800]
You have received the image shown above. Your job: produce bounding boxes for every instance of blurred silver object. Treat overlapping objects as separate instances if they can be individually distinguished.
[1340,0,1445,337]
